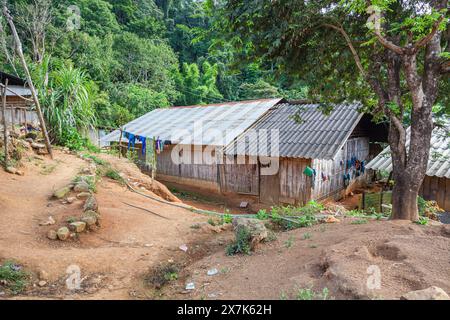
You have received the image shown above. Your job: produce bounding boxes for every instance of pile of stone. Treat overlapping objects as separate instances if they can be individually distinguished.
[48,168,101,241]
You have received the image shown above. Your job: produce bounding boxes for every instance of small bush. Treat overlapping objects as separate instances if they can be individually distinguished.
[222,213,233,224]
[105,169,126,185]
[145,263,180,289]
[284,236,295,249]
[296,287,331,300]
[226,227,251,256]
[351,219,368,225]
[256,209,268,220]
[0,261,29,294]
[415,216,429,225]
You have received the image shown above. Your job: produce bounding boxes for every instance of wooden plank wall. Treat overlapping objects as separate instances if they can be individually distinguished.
[180,147,218,182]
[420,176,450,211]
[156,145,181,176]
[0,97,36,124]
[219,156,259,195]
[279,158,312,205]
[311,137,370,200]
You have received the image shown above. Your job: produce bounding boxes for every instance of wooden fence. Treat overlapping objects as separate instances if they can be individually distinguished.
[359,191,392,213]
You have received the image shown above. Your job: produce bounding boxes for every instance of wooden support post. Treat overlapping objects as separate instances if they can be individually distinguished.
[118,128,123,158]
[23,109,27,133]
[1,80,9,168]
[380,191,384,213]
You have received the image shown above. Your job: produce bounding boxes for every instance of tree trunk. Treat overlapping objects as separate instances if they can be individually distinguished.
[391,172,420,221]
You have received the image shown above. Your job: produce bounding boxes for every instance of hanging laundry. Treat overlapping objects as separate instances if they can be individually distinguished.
[137,136,146,155]
[124,132,136,150]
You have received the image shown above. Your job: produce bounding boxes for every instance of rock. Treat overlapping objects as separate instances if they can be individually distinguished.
[57,227,70,241]
[15,170,25,176]
[401,286,449,300]
[38,270,49,281]
[207,268,218,276]
[38,280,47,287]
[37,149,48,155]
[74,181,90,193]
[53,186,71,199]
[442,225,450,236]
[81,210,99,227]
[77,192,91,199]
[47,229,58,240]
[325,216,341,224]
[83,195,98,212]
[66,197,76,204]
[69,221,86,233]
[31,142,45,149]
[232,217,268,250]
[179,244,188,252]
[5,166,17,174]
[39,216,55,226]
[185,282,195,290]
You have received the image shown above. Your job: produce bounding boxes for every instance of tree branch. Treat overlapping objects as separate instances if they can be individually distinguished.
[323,23,367,78]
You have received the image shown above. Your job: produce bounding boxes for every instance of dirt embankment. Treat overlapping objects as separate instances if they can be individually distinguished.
[0,149,219,299]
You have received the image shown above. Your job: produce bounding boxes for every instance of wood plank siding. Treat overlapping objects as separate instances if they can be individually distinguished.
[311,137,370,201]
[420,176,450,211]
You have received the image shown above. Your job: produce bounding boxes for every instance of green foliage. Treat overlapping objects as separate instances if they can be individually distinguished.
[0,261,29,294]
[226,227,251,256]
[284,235,295,249]
[105,169,126,185]
[351,219,368,225]
[256,209,268,220]
[222,213,233,224]
[415,216,429,226]
[296,287,331,300]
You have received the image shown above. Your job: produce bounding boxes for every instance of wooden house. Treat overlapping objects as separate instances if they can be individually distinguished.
[101,99,388,206]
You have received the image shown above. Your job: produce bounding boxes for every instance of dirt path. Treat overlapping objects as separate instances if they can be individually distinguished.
[0,150,216,299]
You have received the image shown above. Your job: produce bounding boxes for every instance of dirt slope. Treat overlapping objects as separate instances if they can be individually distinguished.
[166,220,450,300]
[0,150,212,299]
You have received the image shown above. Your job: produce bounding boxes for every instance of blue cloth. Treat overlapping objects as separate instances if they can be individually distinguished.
[124,132,136,150]
[137,136,146,155]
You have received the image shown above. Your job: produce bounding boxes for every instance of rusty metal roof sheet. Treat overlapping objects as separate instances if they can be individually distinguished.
[366,121,450,178]
[224,102,363,160]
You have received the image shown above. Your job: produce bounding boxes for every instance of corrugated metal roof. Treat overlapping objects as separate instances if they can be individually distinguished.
[366,121,450,178]
[101,98,283,147]
[224,102,363,160]
[5,85,31,97]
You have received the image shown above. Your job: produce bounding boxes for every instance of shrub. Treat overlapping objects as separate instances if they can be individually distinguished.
[296,287,331,300]
[415,216,429,225]
[222,213,233,224]
[256,209,268,220]
[145,263,180,289]
[0,261,29,294]
[105,169,126,185]
[226,227,251,256]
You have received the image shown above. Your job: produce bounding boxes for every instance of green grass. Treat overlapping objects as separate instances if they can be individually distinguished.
[415,216,429,225]
[296,287,331,300]
[0,261,29,294]
[302,232,312,240]
[284,235,295,249]
[351,219,368,225]
[105,169,126,185]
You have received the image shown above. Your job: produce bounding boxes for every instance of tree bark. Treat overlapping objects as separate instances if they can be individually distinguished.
[391,175,420,221]
[1,79,9,169]
[2,2,53,158]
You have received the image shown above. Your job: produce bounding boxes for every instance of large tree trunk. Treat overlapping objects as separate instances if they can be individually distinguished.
[391,178,420,221]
